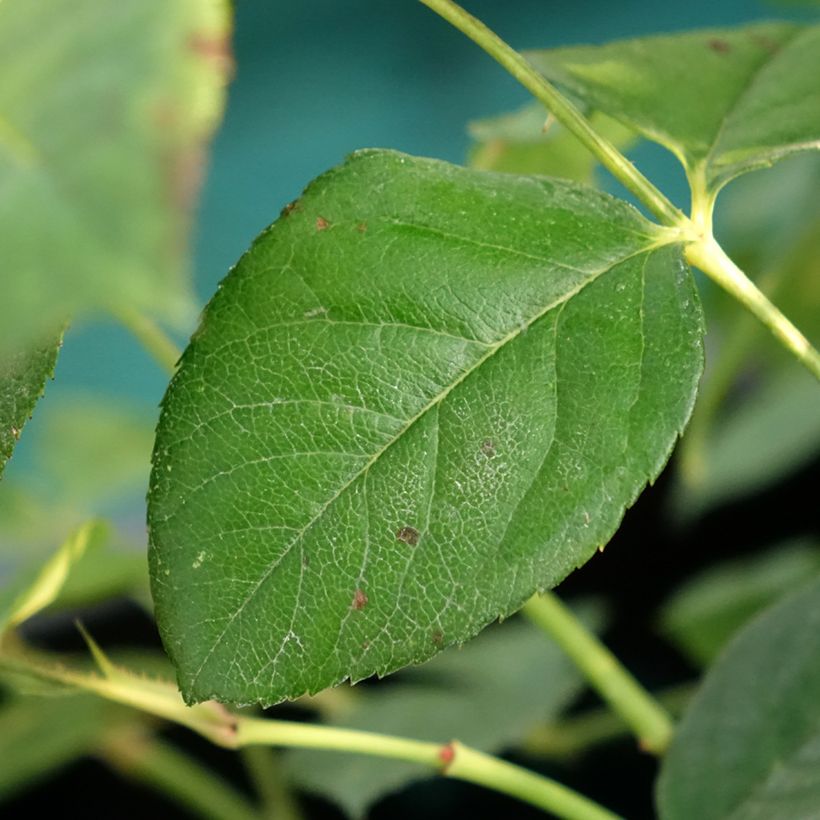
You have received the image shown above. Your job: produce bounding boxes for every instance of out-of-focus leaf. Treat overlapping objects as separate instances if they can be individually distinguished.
[527,23,820,192]
[0,520,107,630]
[24,392,155,511]
[148,149,702,706]
[677,369,820,515]
[287,608,601,817]
[0,0,231,354]
[657,576,820,819]
[0,336,61,477]
[0,692,134,800]
[659,539,820,666]
[468,102,635,183]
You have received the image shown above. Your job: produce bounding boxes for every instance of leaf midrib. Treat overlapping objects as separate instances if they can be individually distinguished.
[186,240,668,695]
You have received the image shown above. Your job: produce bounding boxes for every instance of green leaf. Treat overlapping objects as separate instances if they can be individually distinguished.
[0,520,108,631]
[148,149,703,705]
[659,539,820,666]
[657,575,820,820]
[468,102,635,183]
[0,336,61,477]
[0,0,231,354]
[288,607,601,816]
[526,23,820,192]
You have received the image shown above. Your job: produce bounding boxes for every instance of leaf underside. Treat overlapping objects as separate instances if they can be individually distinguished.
[658,576,820,819]
[526,22,820,191]
[148,150,703,705]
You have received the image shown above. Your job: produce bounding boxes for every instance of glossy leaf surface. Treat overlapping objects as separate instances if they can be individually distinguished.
[526,23,820,190]
[0,0,230,353]
[149,150,703,705]
[658,576,820,819]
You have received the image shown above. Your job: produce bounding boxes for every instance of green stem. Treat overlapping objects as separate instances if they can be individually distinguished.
[103,734,260,820]
[241,746,304,820]
[115,307,182,376]
[0,646,621,820]
[686,237,820,381]
[524,683,695,760]
[419,0,685,227]
[239,720,621,820]
[522,593,674,754]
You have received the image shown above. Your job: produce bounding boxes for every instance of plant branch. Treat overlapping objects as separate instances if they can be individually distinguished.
[115,307,182,376]
[419,0,686,227]
[686,237,820,381]
[522,593,674,754]
[0,643,622,820]
[240,746,304,820]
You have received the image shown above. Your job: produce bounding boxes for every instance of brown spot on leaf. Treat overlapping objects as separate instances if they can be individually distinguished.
[351,588,368,610]
[431,629,444,647]
[316,216,330,231]
[281,200,300,218]
[438,742,456,770]
[356,222,367,233]
[480,438,496,456]
[750,33,779,53]
[188,32,235,76]
[707,38,731,54]
[396,525,420,546]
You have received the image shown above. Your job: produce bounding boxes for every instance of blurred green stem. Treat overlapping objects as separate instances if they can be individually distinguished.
[522,593,674,754]
[1,644,623,820]
[115,307,181,376]
[419,0,685,227]
[102,732,259,820]
[241,746,304,820]
[524,683,695,759]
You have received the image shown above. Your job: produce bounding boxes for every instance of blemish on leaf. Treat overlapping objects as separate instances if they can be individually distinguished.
[10,426,19,440]
[356,222,367,233]
[480,438,496,456]
[438,742,456,770]
[192,550,207,569]
[431,629,444,647]
[750,32,779,53]
[281,200,300,218]
[315,216,330,231]
[188,32,234,75]
[303,306,328,319]
[396,525,420,546]
[707,38,731,54]
[351,588,368,610]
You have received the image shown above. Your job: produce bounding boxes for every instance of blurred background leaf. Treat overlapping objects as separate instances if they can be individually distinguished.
[468,102,635,183]
[0,0,231,355]
[659,538,820,666]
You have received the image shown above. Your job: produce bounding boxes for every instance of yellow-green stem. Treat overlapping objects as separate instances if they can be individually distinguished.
[686,237,820,381]
[419,0,685,227]
[522,593,674,754]
[116,307,182,376]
